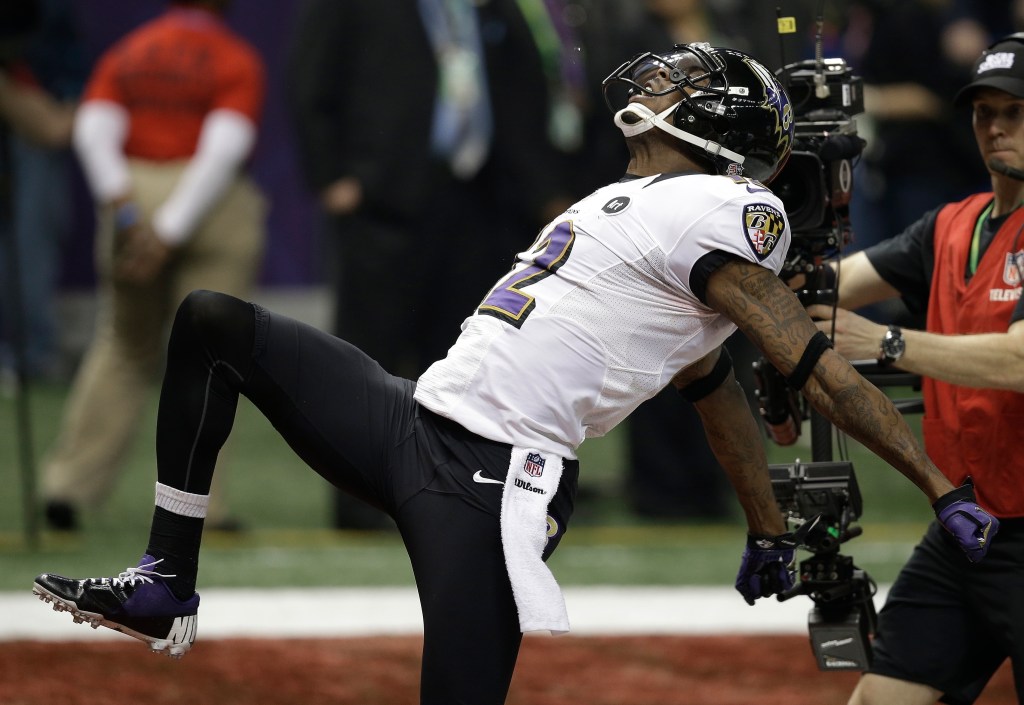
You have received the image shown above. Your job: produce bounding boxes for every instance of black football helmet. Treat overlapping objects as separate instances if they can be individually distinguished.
[602,43,794,184]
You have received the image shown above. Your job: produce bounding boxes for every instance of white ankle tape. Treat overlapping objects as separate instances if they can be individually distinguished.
[155,482,209,519]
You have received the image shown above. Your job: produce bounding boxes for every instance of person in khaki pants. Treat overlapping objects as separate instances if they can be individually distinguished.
[41,0,266,531]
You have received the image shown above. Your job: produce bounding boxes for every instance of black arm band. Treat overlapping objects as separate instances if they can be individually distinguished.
[678,347,733,403]
[785,331,833,391]
[932,480,977,513]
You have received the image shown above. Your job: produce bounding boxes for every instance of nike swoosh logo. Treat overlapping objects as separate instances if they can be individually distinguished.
[746,184,771,194]
[472,470,504,485]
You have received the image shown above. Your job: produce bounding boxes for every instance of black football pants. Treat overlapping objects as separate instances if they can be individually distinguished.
[155,289,577,704]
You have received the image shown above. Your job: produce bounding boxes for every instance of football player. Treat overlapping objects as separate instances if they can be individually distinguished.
[33,43,997,705]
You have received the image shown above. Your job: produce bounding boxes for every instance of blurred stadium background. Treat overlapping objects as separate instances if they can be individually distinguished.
[0,1,983,701]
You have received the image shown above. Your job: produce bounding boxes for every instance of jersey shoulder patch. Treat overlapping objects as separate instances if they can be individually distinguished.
[742,202,785,261]
[601,196,632,215]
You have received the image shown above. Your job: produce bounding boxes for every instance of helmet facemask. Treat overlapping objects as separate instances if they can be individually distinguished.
[602,43,794,183]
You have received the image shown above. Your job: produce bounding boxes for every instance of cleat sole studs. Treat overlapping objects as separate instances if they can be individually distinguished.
[33,582,196,659]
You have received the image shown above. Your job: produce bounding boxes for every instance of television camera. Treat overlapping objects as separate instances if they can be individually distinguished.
[754,8,882,673]
[770,461,877,671]
[752,44,867,449]
[771,56,865,281]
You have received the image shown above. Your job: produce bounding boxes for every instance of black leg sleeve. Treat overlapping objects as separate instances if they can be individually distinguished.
[156,290,257,495]
[398,491,522,705]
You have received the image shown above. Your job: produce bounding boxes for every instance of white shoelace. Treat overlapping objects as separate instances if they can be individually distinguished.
[86,558,176,588]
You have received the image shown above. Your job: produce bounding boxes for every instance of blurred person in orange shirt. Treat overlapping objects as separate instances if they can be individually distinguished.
[40,0,267,532]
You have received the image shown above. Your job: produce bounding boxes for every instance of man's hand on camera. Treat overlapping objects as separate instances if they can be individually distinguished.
[934,481,999,562]
[805,304,887,361]
[735,532,798,605]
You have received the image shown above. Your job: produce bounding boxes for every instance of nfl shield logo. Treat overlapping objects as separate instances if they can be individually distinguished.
[1003,251,1024,286]
[524,452,546,477]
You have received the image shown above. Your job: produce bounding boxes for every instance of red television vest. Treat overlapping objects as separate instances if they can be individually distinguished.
[923,193,1024,517]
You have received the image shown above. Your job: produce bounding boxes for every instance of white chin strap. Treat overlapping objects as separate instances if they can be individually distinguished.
[614,101,746,168]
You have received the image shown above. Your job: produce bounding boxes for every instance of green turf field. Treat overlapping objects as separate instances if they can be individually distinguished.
[1,379,934,592]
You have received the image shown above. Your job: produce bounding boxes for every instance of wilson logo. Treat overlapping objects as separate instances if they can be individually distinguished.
[514,478,547,495]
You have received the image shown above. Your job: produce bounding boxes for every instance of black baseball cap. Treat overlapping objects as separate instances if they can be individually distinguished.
[954,33,1024,106]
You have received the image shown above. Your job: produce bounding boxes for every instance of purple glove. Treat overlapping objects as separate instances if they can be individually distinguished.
[933,482,999,563]
[735,532,798,605]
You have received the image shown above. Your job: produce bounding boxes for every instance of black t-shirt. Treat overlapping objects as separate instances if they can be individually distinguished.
[863,204,1024,324]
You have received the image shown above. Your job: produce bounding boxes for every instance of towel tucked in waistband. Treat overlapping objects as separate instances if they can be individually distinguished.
[499,447,569,635]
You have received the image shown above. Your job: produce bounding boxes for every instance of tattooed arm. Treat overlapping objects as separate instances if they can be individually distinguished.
[672,350,787,536]
[704,257,954,504]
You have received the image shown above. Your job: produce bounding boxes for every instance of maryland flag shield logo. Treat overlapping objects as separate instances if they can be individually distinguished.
[743,203,785,261]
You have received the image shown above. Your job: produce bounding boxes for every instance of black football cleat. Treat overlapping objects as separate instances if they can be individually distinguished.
[33,555,199,658]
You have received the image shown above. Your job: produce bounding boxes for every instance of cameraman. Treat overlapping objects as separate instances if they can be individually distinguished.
[808,34,1024,705]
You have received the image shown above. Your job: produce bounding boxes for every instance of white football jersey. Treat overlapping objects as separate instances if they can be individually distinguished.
[414,172,791,458]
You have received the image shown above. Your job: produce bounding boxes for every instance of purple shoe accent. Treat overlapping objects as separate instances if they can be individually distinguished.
[116,555,201,617]
[32,554,200,658]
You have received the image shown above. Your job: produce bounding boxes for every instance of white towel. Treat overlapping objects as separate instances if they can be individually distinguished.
[500,447,569,635]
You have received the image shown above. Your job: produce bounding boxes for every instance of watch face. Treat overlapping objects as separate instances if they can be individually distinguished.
[882,328,905,360]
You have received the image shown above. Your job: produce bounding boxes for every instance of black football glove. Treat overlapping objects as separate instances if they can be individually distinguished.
[735,532,798,605]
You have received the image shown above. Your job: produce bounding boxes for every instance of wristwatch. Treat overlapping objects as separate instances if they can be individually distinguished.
[880,325,905,366]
